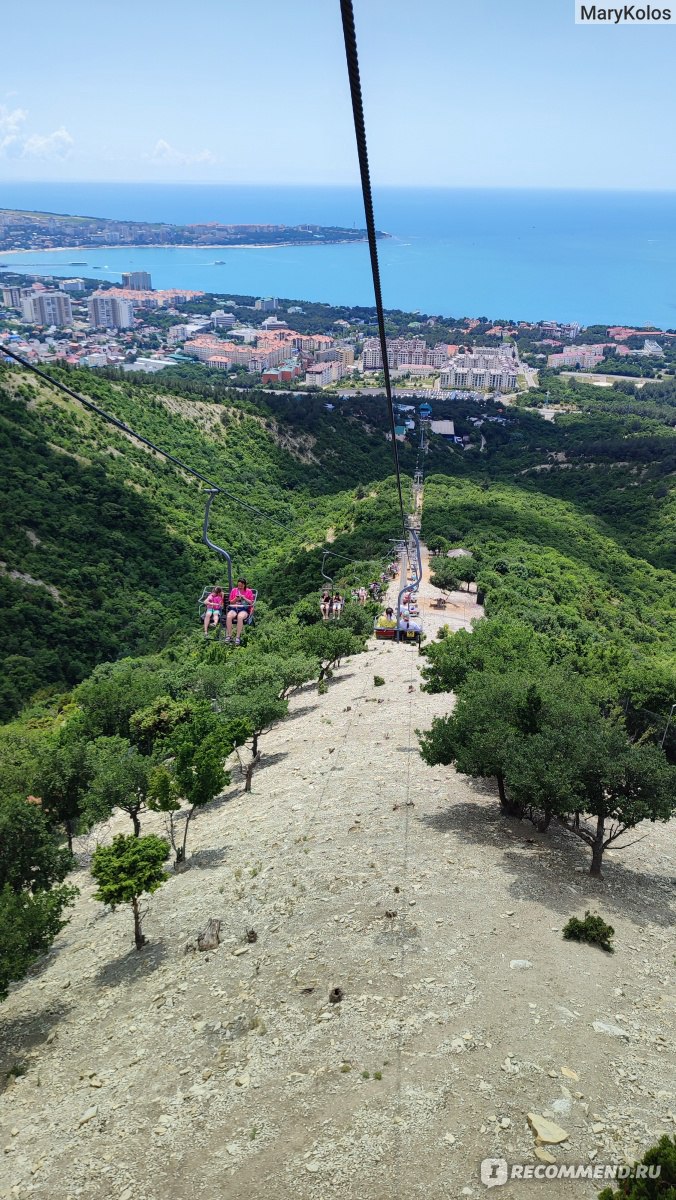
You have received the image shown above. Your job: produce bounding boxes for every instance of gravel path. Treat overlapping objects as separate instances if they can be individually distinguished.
[1,548,674,1200]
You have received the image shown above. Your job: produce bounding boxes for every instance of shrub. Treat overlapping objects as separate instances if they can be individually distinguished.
[563,911,615,954]
[597,1134,676,1198]
[374,675,385,687]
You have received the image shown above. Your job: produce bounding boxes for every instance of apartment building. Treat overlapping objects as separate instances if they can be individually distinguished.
[547,345,605,369]
[20,290,73,327]
[88,294,135,330]
[121,271,152,290]
[362,337,449,370]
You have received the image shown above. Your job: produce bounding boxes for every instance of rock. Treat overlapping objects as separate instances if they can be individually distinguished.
[444,1133,456,1144]
[500,1117,511,1128]
[561,1067,579,1081]
[592,1122,605,1134]
[306,1162,320,1173]
[225,1143,240,1156]
[234,1072,250,1088]
[592,1020,630,1040]
[534,1148,557,1164]
[78,1106,98,1127]
[232,946,249,957]
[197,918,221,951]
[509,959,533,970]
[527,1113,569,1144]
[551,1098,572,1119]
[119,1189,133,1200]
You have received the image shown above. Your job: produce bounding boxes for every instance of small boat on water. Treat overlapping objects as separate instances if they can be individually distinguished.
[214,260,226,265]
[69,261,87,265]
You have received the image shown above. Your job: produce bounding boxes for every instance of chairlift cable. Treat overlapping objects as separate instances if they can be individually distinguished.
[1,345,290,530]
[339,0,410,557]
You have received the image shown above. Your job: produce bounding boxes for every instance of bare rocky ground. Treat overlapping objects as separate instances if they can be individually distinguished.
[1,551,674,1200]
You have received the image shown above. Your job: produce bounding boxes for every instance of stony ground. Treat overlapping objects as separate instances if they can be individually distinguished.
[1,550,674,1200]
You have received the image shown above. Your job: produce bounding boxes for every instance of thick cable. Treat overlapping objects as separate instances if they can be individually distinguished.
[339,0,409,552]
[1,345,290,529]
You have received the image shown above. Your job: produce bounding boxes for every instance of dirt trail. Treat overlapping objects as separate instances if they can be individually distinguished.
[1,548,674,1200]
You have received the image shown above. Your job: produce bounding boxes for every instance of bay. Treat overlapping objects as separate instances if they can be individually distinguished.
[1,183,675,328]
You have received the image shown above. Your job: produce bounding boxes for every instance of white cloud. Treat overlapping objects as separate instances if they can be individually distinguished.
[21,126,74,160]
[0,105,28,153]
[148,138,217,167]
[0,105,73,160]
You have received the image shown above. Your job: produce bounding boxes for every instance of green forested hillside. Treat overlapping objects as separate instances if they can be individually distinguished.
[0,365,414,718]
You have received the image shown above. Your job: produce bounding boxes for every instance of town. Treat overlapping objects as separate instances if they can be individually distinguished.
[1,271,673,410]
[0,209,383,252]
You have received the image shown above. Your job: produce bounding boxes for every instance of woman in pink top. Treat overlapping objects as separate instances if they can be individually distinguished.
[225,578,255,645]
[203,586,224,635]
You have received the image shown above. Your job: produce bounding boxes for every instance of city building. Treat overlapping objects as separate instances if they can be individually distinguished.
[362,337,449,370]
[88,294,135,330]
[20,290,73,327]
[304,362,344,387]
[547,345,605,369]
[430,419,455,439]
[2,286,23,308]
[211,309,237,330]
[254,297,278,311]
[61,278,86,293]
[121,271,152,291]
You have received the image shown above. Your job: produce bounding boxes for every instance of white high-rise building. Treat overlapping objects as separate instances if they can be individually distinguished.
[20,291,73,326]
[121,271,152,290]
[88,294,135,329]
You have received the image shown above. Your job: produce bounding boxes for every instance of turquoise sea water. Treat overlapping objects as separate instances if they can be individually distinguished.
[2,183,676,328]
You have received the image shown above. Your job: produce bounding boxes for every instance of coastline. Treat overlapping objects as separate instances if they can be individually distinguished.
[0,236,380,260]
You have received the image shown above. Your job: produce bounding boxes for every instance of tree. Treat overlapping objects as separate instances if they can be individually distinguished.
[418,673,523,814]
[33,733,95,853]
[87,737,153,836]
[148,730,231,864]
[91,833,170,950]
[299,624,362,685]
[421,617,548,695]
[0,884,77,1001]
[430,561,459,593]
[223,681,287,792]
[0,797,77,999]
[0,797,73,893]
[554,728,676,878]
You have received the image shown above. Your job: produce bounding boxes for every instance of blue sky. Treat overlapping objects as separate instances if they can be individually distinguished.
[1,0,675,188]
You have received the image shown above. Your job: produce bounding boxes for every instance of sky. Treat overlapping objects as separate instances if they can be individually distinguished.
[1,0,676,189]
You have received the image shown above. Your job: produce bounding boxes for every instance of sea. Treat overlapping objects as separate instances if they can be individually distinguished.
[2,183,676,329]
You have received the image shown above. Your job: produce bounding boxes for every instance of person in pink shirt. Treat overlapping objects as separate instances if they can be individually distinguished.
[203,586,225,635]
[225,578,255,645]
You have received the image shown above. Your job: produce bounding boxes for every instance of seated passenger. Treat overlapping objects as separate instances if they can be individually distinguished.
[332,592,343,616]
[225,578,255,645]
[399,614,422,633]
[376,607,397,629]
[321,591,332,621]
[203,586,225,635]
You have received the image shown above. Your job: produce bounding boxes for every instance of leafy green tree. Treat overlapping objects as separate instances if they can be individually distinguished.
[148,731,230,864]
[418,673,523,813]
[87,737,153,836]
[91,833,170,950]
[299,624,362,685]
[0,883,78,1001]
[421,617,548,694]
[555,728,676,877]
[33,733,94,852]
[429,561,459,593]
[0,797,77,999]
[0,797,73,893]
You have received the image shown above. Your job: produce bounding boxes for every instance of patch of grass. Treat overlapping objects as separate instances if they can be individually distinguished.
[563,911,615,954]
[374,1070,383,1080]
[373,675,385,687]
[340,1063,352,1073]
[361,1070,370,1079]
